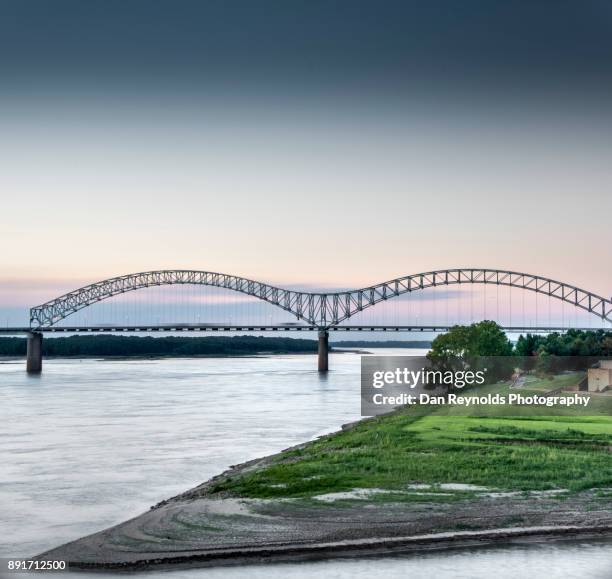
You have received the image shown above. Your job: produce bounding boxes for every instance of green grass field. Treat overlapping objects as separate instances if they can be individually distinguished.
[210,378,612,499]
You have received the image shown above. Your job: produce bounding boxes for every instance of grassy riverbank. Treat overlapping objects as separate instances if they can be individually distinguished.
[209,380,612,500]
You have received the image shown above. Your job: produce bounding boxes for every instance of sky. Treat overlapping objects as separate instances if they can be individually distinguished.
[1,1,611,324]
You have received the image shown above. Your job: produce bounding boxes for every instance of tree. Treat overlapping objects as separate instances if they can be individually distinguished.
[514,334,543,357]
[428,321,513,360]
[427,321,514,385]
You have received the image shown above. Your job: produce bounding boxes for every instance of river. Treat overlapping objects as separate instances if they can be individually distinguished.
[1,351,610,578]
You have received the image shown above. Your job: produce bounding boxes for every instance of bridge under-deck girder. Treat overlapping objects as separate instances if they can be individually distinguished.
[3,325,607,334]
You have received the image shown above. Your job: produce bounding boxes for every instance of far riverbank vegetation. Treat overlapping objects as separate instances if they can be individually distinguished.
[0,325,609,361]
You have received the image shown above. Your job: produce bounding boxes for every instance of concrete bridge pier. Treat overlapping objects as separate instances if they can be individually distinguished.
[318,330,329,372]
[26,332,43,374]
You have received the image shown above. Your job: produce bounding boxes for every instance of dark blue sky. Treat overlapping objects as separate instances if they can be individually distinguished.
[2,1,612,101]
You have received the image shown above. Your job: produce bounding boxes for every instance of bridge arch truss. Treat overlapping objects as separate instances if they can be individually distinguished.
[30,268,612,329]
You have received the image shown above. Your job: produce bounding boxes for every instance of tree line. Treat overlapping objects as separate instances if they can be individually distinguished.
[0,335,318,357]
[427,322,612,383]
[429,322,612,359]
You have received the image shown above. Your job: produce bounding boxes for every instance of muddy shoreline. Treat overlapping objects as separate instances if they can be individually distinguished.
[45,527,612,572]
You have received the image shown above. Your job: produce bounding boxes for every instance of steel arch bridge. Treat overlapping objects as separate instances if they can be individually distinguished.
[30,268,612,329]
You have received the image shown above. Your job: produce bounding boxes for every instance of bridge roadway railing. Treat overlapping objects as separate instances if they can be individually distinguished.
[4,324,609,335]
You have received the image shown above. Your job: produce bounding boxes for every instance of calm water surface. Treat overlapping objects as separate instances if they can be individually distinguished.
[1,350,610,578]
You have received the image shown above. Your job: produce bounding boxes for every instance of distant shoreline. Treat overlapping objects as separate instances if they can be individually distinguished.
[0,334,430,359]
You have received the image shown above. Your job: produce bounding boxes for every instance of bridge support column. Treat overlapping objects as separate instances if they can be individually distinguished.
[318,330,329,372]
[26,332,43,374]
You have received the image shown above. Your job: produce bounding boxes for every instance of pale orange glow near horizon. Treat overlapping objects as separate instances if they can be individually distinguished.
[1,98,611,311]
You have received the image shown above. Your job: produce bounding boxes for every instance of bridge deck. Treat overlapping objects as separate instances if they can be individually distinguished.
[1,325,608,334]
